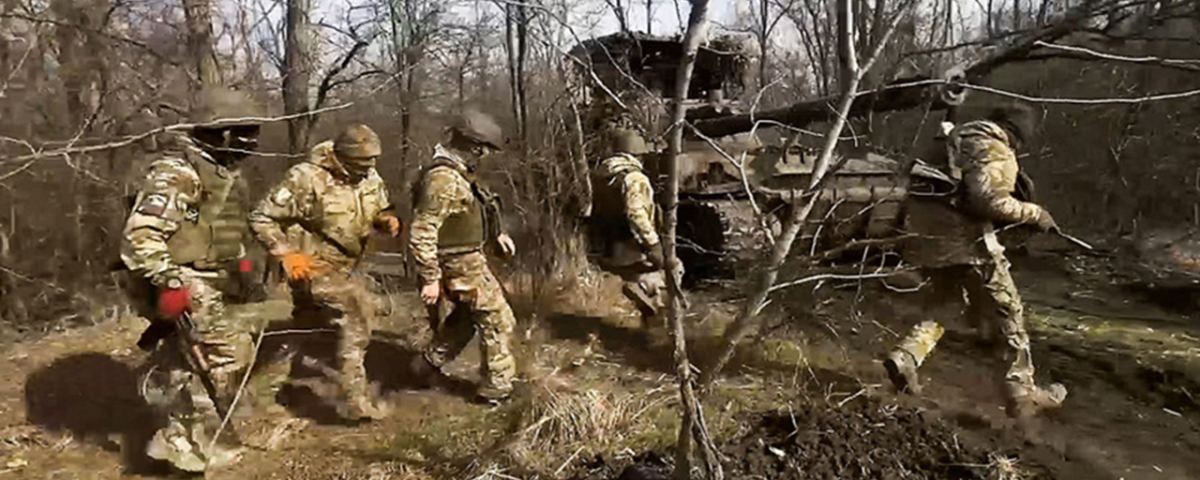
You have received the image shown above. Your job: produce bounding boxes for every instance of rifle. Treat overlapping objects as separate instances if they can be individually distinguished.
[177,312,232,421]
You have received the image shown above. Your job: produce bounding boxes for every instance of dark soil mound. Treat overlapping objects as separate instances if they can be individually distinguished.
[577,398,1055,480]
[723,399,1048,480]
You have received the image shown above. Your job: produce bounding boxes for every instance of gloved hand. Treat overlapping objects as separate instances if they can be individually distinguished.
[157,286,191,319]
[281,252,316,281]
[1034,209,1058,232]
[644,243,665,270]
[374,215,403,238]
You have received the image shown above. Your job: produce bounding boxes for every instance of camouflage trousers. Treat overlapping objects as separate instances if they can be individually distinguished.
[889,246,1037,395]
[276,269,378,414]
[140,268,254,473]
[424,251,517,400]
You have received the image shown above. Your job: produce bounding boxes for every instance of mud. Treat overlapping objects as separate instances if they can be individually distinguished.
[721,399,1027,480]
[577,397,1050,480]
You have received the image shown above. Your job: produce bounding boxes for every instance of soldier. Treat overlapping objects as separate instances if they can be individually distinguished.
[249,124,401,421]
[886,103,1067,419]
[587,126,667,329]
[408,109,519,406]
[120,87,263,473]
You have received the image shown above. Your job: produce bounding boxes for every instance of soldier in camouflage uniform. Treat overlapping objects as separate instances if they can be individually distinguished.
[886,103,1067,419]
[409,110,519,405]
[249,124,401,421]
[120,87,264,473]
[588,126,667,328]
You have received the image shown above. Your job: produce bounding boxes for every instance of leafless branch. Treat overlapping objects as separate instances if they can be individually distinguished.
[3,103,354,164]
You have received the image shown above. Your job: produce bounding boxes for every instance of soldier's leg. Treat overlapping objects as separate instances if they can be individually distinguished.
[443,253,516,402]
[977,254,1066,418]
[884,268,958,395]
[307,272,376,417]
[144,273,246,472]
[472,265,517,403]
[424,301,476,368]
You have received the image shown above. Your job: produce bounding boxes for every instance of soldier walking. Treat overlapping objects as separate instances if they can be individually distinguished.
[120,87,264,473]
[408,109,519,405]
[588,126,668,331]
[249,124,401,421]
[887,103,1067,419]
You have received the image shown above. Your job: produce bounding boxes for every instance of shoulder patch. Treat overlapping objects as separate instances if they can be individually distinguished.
[136,194,170,217]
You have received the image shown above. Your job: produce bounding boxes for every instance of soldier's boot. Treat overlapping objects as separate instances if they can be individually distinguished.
[883,321,945,396]
[146,423,207,474]
[1004,382,1068,419]
[147,420,243,474]
[340,389,389,422]
[883,350,923,396]
[475,384,513,407]
[622,281,659,319]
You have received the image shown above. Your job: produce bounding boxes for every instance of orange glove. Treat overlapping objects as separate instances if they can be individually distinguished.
[374,215,403,238]
[281,252,316,281]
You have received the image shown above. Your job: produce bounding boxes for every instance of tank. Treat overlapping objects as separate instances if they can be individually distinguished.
[570,32,962,283]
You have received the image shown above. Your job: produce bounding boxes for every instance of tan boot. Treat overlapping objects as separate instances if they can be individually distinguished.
[883,350,923,395]
[1005,382,1067,418]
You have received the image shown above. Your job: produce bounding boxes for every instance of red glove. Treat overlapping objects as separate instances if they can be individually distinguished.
[157,287,192,319]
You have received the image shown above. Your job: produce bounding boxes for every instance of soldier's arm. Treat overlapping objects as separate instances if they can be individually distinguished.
[371,175,399,224]
[409,168,467,284]
[120,158,200,286]
[249,166,314,257]
[623,170,661,247]
[961,136,1046,225]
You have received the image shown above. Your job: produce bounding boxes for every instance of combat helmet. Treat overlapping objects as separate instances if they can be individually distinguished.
[190,87,266,128]
[986,102,1039,147]
[606,126,650,156]
[334,124,383,160]
[449,109,505,150]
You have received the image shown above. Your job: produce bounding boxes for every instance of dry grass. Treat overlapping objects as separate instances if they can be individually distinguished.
[986,452,1031,480]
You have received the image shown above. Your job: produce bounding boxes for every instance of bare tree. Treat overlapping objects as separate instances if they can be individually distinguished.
[184,0,221,88]
[283,0,312,153]
[664,2,722,478]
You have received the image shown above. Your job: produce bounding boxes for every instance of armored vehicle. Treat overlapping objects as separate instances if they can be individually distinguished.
[569,32,963,283]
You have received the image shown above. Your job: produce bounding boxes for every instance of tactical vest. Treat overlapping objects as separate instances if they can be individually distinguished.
[414,161,500,253]
[590,166,637,242]
[166,150,246,270]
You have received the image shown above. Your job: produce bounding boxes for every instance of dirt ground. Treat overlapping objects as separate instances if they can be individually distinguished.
[1,239,1198,479]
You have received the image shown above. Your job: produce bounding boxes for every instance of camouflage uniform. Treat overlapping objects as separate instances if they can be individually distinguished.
[411,144,517,402]
[249,131,394,420]
[590,152,667,323]
[887,118,1065,417]
[121,89,261,471]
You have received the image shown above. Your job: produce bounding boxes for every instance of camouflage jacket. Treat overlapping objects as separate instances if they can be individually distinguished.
[595,154,659,248]
[409,144,503,285]
[901,120,1047,268]
[949,120,1046,226]
[121,133,248,286]
[250,140,393,269]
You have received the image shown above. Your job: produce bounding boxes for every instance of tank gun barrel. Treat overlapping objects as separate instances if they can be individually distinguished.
[691,74,959,138]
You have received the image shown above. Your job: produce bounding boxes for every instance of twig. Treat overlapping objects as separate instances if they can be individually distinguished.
[208,327,266,452]
[2,103,353,163]
[554,446,585,476]
[768,269,911,293]
[960,81,1200,104]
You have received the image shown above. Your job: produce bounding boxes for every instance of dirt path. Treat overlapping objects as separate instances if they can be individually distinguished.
[0,250,1198,480]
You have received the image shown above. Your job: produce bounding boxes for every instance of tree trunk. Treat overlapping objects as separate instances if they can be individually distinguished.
[283,0,312,154]
[664,1,721,478]
[183,0,221,89]
[516,2,529,154]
